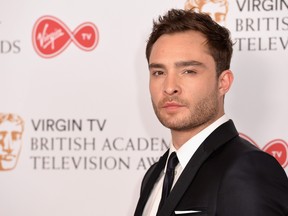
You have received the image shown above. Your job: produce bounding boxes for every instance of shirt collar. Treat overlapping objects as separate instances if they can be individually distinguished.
[170,114,230,170]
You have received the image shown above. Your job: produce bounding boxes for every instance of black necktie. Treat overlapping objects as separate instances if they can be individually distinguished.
[158,152,179,211]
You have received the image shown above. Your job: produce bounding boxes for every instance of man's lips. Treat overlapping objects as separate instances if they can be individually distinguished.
[162,102,185,109]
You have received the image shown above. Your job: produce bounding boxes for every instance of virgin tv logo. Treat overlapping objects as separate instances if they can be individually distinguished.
[32,16,99,58]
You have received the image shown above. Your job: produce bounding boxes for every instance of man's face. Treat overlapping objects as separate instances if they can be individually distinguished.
[148,31,223,132]
[0,121,23,170]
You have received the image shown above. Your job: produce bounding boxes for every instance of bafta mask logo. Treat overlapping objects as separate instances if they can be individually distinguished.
[0,113,24,171]
[185,0,229,25]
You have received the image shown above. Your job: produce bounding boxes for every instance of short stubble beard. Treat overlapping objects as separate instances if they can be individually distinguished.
[152,90,220,132]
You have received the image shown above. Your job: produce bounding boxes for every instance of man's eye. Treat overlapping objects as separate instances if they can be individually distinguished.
[183,70,196,74]
[152,71,164,76]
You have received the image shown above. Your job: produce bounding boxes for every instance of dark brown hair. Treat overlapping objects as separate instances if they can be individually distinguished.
[146,9,233,76]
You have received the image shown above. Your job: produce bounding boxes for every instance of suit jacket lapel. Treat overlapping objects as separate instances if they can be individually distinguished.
[134,150,169,216]
[157,120,239,216]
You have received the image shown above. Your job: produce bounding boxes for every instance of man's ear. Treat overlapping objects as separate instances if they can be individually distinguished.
[218,70,234,96]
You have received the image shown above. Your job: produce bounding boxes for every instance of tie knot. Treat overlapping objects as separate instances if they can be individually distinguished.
[167,152,179,171]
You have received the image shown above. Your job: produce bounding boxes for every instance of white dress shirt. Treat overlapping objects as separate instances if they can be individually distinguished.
[142,114,230,216]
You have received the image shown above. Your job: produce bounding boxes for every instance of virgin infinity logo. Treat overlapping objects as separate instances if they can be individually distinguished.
[240,133,288,168]
[32,16,99,58]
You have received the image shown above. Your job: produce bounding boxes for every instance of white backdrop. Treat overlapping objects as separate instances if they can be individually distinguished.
[1,1,287,215]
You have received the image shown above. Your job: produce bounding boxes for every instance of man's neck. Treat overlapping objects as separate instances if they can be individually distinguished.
[171,114,226,150]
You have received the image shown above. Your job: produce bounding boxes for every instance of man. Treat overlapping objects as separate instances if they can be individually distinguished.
[0,113,24,171]
[134,9,288,216]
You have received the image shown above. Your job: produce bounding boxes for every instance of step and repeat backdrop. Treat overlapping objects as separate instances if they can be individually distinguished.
[1,0,287,215]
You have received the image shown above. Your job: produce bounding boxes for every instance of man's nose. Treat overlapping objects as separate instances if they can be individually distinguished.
[163,74,181,95]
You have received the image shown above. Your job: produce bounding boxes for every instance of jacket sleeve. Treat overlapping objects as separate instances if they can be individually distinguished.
[217,151,288,215]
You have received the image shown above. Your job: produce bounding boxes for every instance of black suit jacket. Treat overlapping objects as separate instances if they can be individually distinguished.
[134,120,288,216]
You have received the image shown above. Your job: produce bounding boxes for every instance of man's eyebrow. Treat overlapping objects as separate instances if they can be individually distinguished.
[148,63,165,69]
[175,60,205,68]
[149,61,206,70]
